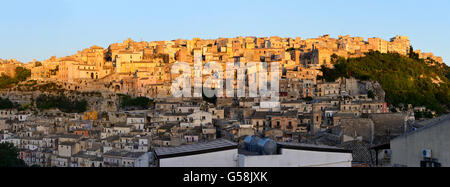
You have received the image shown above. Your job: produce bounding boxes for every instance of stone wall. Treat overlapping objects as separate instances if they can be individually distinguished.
[341,118,374,143]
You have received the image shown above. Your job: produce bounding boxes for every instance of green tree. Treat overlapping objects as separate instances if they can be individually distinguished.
[304,96,313,101]
[409,46,419,59]
[0,142,27,167]
[35,94,88,113]
[34,61,42,67]
[367,90,375,99]
[202,92,217,104]
[120,95,153,109]
[321,51,450,114]
[0,97,18,109]
[15,67,31,82]
[0,67,32,89]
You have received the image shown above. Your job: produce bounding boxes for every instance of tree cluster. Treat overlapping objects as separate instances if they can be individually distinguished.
[35,94,88,113]
[0,142,27,167]
[320,51,450,114]
[0,67,31,89]
[119,95,153,109]
[0,97,18,110]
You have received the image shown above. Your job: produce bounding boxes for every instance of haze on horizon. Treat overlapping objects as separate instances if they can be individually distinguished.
[1,0,449,65]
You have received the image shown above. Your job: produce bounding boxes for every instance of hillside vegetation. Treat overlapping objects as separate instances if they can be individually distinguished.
[320,51,450,114]
[36,94,88,113]
[0,67,31,89]
[0,142,27,167]
[118,94,153,110]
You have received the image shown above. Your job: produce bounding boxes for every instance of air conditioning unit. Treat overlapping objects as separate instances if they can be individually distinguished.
[422,149,432,158]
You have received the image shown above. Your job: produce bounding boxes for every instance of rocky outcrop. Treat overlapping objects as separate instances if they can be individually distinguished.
[364,81,386,101]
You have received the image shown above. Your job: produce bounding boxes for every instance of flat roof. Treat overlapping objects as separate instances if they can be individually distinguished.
[154,139,238,159]
[277,142,352,153]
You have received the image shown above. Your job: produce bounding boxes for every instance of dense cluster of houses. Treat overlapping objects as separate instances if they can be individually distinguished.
[0,72,427,167]
[0,35,442,167]
[0,34,439,98]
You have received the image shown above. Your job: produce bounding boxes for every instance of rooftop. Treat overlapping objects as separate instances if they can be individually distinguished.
[277,142,352,153]
[154,139,238,159]
[104,150,147,158]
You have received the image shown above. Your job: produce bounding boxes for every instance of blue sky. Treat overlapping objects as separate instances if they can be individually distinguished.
[1,0,449,65]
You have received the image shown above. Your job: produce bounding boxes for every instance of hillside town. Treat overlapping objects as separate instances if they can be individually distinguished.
[0,35,448,167]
